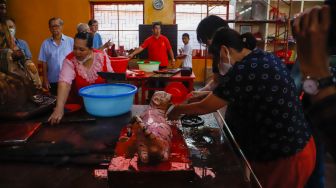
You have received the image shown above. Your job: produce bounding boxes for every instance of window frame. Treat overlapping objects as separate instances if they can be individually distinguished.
[90,1,144,49]
[174,1,230,51]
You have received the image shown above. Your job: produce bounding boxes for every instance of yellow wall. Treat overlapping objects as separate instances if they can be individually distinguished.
[144,0,174,24]
[191,58,213,82]
[7,0,91,64]
[6,0,177,65]
[6,0,325,83]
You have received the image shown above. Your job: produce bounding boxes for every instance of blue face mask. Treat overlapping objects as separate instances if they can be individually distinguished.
[218,48,232,76]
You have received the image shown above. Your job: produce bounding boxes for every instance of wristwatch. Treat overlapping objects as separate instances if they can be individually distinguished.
[302,76,336,95]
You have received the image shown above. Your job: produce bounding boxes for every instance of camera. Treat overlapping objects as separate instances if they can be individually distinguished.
[291,0,336,54]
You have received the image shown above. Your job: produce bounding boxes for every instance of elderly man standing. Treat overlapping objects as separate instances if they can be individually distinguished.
[38,17,73,95]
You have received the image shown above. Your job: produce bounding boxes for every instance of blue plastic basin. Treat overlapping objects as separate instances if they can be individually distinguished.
[79,83,137,117]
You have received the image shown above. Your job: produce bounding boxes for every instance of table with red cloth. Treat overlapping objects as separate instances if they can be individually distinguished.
[126,71,195,104]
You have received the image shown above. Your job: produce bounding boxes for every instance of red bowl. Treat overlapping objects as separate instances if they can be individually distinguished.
[130,69,145,76]
[110,57,129,73]
[64,103,82,114]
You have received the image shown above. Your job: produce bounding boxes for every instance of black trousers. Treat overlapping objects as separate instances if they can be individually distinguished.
[49,82,58,96]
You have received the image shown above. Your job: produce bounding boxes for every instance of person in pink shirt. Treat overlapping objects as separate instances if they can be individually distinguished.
[48,32,113,124]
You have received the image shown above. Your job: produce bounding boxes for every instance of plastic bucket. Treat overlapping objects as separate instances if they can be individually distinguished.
[137,61,160,72]
[110,57,129,73]
[79,83,137,117]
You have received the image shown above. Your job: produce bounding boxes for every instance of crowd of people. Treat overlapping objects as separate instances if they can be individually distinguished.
[0,2,191,107]
[38,18,185,123]
[0,0,119,122]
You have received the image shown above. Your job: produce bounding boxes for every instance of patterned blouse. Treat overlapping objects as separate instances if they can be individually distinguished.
[59,50,113,85]
[213,48,312,161]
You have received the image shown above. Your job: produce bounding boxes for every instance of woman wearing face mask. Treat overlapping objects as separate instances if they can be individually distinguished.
[5,17,41,88]
[168,27,316,187]
[48,32,113,125]
[188,32,256,102]
[0,19,24,64]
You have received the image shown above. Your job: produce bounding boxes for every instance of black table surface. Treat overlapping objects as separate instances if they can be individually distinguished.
[0,106,249,188]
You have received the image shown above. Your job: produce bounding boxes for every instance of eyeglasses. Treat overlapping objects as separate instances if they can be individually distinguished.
[50,24,61,28]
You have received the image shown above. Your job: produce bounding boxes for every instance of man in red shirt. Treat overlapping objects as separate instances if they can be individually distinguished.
[129,22,175,68]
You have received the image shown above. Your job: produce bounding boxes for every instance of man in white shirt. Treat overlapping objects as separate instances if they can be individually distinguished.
[177,33,192,68]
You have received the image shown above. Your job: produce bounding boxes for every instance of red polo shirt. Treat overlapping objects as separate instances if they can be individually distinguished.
[141,35,172,67]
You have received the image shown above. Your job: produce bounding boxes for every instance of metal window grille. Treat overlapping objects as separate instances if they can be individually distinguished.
[92,3,144,50]
[175,3,231,51]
